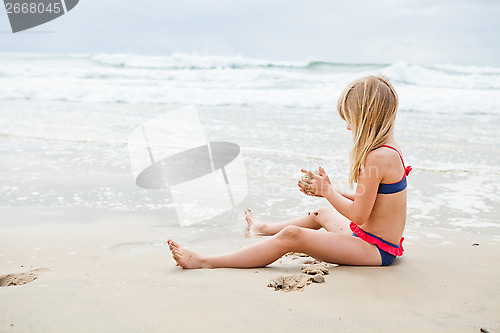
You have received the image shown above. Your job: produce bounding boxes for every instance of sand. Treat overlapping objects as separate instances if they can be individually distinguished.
[0,269,46,287]
[267,261,329,291]
[0,207,499,333]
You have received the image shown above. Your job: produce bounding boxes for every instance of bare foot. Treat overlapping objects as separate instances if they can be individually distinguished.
[245,209,268,235]
[167,239,209,269]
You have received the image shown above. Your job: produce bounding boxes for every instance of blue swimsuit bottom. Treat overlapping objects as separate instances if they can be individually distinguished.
[352,232,397,266]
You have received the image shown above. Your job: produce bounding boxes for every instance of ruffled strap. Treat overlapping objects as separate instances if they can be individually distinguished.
[350,222,404,257]
[405,165,412,176]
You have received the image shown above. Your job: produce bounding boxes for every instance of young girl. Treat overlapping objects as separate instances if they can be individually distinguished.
[167,75,410,268]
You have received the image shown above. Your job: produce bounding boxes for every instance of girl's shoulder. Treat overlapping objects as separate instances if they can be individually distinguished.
[366,145,405,181]
[365,145,404,170]
[370,144,403,158]
[365,146,396,167]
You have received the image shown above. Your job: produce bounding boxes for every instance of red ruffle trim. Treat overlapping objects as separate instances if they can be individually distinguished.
[350,222,404,256]
[405,165,412,176]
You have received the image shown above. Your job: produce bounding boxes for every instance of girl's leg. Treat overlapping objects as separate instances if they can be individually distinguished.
[246,206,351,235]
[167,225,382,269]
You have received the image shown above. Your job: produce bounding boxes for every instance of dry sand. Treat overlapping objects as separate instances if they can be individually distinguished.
[0,208,499,333]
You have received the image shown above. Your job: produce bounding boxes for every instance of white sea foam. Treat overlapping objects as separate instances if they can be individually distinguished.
[0,53,499,113]
[384,61,500,90]
[89,53,306,70]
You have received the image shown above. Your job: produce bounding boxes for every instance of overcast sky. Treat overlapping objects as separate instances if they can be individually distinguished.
[1,0,499,65]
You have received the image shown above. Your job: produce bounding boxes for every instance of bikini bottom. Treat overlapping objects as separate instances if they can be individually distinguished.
[352,233,397,266]
[350,222,404,267]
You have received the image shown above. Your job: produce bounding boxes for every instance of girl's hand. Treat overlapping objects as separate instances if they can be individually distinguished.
[298,172,321,197]
[297,167,332,197]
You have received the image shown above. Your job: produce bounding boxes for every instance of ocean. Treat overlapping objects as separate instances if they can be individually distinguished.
[0,53,499,238]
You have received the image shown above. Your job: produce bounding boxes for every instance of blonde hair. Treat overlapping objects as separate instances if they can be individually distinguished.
[337,75,399,185]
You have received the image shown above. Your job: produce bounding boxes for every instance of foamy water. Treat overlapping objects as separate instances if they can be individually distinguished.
[1,53,499,111]
[0,53,499,235]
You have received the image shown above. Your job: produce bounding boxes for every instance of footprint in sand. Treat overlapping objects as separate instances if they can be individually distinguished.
[0,268,49,287]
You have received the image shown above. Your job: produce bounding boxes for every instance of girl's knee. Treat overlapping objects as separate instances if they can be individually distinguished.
[277,225,302,239]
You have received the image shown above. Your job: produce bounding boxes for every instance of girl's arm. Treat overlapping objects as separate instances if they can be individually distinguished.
[302,152,384,224]
[339,190,355,201]
[325,152,384,224]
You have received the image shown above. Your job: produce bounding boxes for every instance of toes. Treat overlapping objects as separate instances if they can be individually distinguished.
[244,209,253,226]
[168,240,184,263]
[167,240,181,255]
[172,249,180,260]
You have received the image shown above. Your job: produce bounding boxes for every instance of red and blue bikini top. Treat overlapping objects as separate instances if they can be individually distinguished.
[377,145,412,195]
